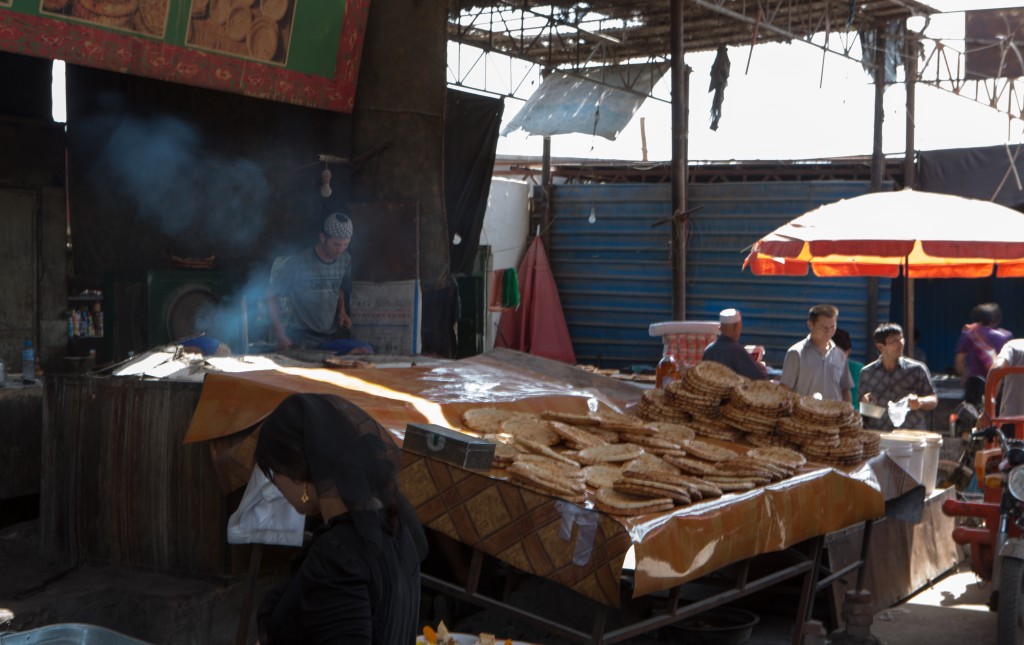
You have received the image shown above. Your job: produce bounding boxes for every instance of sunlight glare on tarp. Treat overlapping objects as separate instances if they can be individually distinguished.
[278,366,451,428]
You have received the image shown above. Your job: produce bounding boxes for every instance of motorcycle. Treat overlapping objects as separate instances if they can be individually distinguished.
[941,376,987,491]
[941,366,1024,645]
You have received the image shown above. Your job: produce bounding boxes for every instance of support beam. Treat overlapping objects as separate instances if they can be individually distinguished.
[867,26,887,357]
[905,31,918,359]
[670,0,688,321]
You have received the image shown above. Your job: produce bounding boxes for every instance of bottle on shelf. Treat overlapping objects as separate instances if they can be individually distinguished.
[21,340,35,383]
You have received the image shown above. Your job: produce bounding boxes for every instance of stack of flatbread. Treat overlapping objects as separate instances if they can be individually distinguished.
[721,380,791,435]
[636,389,691,424]
[772,396,865,466]
[455,404,807,513]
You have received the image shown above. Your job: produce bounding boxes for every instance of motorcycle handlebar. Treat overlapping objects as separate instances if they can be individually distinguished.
[972,425,1012,452]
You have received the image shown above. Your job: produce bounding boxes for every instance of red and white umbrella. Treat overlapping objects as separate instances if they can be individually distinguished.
[744,189,1024,279]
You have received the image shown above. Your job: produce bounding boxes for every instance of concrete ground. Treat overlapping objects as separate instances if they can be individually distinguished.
[869,560,996,645]
[0,513,999,645]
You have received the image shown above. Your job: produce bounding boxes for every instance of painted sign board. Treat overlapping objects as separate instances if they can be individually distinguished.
[0,0,369,112]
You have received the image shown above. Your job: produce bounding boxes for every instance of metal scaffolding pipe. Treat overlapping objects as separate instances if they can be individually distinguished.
[671,0,688,321]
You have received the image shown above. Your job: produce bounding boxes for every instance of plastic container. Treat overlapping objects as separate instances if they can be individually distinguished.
[879,433,926,484]
[21,340,34,382]
[0,623,151,644]
[892,430,943,494]
[879,441,913,476]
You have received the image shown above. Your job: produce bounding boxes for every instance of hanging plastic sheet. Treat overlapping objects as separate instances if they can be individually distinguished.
[501,62,667,140]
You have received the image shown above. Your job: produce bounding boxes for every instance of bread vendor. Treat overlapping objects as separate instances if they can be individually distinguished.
[267,213,370,353]
[702,308,767,380]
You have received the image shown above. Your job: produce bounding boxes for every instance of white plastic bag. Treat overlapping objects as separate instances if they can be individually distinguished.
[227,467,305,547]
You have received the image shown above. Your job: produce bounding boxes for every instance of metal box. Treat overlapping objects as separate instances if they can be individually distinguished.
[403,423,495,470]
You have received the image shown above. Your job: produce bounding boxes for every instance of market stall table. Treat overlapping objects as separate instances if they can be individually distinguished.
[184,350,884,643]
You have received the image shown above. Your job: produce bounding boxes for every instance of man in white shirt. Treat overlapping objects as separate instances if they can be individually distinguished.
[780,304,853,402]
[991,338,1024,421]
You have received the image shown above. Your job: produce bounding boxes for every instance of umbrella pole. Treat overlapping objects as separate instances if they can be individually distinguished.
[904,254,915,360]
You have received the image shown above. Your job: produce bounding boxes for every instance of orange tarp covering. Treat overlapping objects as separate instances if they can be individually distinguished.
[185,350,883,607]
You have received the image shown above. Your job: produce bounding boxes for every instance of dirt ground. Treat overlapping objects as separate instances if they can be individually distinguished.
[2,503,983,645]
[0,510,815,645]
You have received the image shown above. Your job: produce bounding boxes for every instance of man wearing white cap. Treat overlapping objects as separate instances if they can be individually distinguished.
[268,212,355,350]
[702,308,767,380]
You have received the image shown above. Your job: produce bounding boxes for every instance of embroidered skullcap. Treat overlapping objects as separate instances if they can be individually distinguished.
[719,308,742,325]
[323,212,353,239]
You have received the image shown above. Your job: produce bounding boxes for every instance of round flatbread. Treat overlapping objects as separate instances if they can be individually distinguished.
[576,443,645,465]
[681,439,737,463]
[548,420,607,449]
[594,487,674,515]
[514,453,583,478]
[246,17,280,61]
[623,452,681,476]
[646,422,697,443]
[541,411,601,426]
[499,417,561,447]
[461,408,534,434]
[582,464,623,490]
[78,0,140,17]
[613,478,691,504]
[746,446,806,470]
[139,0,170,34]
[226,6,253,40]
[483,434,519,464]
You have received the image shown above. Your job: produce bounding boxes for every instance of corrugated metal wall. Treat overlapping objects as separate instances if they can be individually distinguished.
[549,181,891,368]
[549,183,674,367]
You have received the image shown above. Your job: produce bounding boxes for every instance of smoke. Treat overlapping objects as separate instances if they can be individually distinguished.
[92,113,270,251]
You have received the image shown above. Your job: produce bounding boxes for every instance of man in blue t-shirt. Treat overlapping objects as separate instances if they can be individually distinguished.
[268,213,355,350]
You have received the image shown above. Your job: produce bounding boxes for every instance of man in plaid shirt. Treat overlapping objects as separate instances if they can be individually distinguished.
[860,322,937,430]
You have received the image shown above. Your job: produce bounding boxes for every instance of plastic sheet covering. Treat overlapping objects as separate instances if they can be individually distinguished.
[185,349,884,607]
[501,63,667,140]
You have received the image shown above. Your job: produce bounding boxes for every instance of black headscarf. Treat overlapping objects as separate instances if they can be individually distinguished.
[255,393,426,557]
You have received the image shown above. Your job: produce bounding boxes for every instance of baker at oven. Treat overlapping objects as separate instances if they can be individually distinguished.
[268,212,356,351]
[702,308,767,381]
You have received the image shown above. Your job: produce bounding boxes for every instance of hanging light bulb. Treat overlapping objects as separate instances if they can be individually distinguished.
[320,166,332,198]
[588,207,597,224]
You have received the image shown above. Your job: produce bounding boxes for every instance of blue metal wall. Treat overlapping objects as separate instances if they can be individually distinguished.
[686,181,890,368]
[549,181,891,369]
[548,183,674,367]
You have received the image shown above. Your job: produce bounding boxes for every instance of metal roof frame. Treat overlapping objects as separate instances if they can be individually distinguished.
[449,1,934,72]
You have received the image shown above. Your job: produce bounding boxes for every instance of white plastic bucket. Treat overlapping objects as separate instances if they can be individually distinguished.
[892,430,943,494]
[880,442,913,476]
[879,433,927,484]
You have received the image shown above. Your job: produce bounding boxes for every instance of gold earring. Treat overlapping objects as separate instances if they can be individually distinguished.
[301,483,310,504]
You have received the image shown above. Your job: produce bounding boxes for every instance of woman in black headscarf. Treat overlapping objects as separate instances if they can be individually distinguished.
[254,393,428,645]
